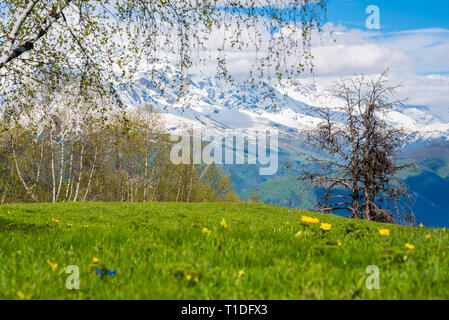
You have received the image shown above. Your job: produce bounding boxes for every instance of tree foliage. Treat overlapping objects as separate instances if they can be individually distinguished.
[0,90,239,203]
[0,0,327,102]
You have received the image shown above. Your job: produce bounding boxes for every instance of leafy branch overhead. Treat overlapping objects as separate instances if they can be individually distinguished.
[0,0,328,100]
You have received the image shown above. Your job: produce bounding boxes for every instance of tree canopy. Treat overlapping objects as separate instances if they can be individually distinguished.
[0,0,328,103]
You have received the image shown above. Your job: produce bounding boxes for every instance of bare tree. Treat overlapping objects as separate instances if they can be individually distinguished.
[299,72,415,224]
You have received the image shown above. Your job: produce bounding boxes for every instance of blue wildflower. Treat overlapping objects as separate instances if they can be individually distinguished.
[95,268,104,276]
[107,270,117,276]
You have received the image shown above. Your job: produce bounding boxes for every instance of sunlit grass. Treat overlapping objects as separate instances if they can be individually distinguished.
[0,202,447,299]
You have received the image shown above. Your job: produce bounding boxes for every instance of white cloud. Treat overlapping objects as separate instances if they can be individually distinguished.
[393,73,449,120]
[308,24,449,76]
[311,43,410,75]
[295,24,449,118]
[139,17,449,119]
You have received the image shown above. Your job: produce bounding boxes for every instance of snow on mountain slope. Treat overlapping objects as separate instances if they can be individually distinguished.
[119,63,449,146]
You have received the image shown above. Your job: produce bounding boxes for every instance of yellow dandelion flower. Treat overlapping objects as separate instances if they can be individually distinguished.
[54,219,60,223]
[186,274,192,281]
[420,223,424,228]
[337,241,342,247]
[426,234,432,239]
[92,257,99,264]
[320,223,332,231]
[301,216,320,224]
[46,260,58,272]
[405,243,415,250]
[220,218,229,229]
[67,223,73,227]
[202,227,211,235]
[378,229,390,236]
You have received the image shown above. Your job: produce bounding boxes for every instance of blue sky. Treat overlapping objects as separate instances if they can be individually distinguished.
[327,0,449,31]
[291,0,449,117]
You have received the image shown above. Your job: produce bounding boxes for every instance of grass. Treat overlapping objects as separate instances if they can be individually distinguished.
[0,202,448,300]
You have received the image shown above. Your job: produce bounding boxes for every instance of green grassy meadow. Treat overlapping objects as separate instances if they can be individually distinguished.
[0,202,448,300]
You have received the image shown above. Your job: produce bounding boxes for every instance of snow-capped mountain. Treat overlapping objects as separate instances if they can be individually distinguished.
[119,63,449,148]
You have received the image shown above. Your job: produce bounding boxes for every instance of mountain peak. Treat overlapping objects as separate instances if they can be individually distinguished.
[120,65,449,147]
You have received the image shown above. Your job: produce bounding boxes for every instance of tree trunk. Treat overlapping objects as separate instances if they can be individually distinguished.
[82,146,98,202]
[12,145,39,202]
[50,132,57,203]
[73,143,85,202]
[65,144,74,201]
[55,134,65,202]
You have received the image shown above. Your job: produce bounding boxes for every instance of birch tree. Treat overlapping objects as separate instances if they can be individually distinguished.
[0,0,327,104]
